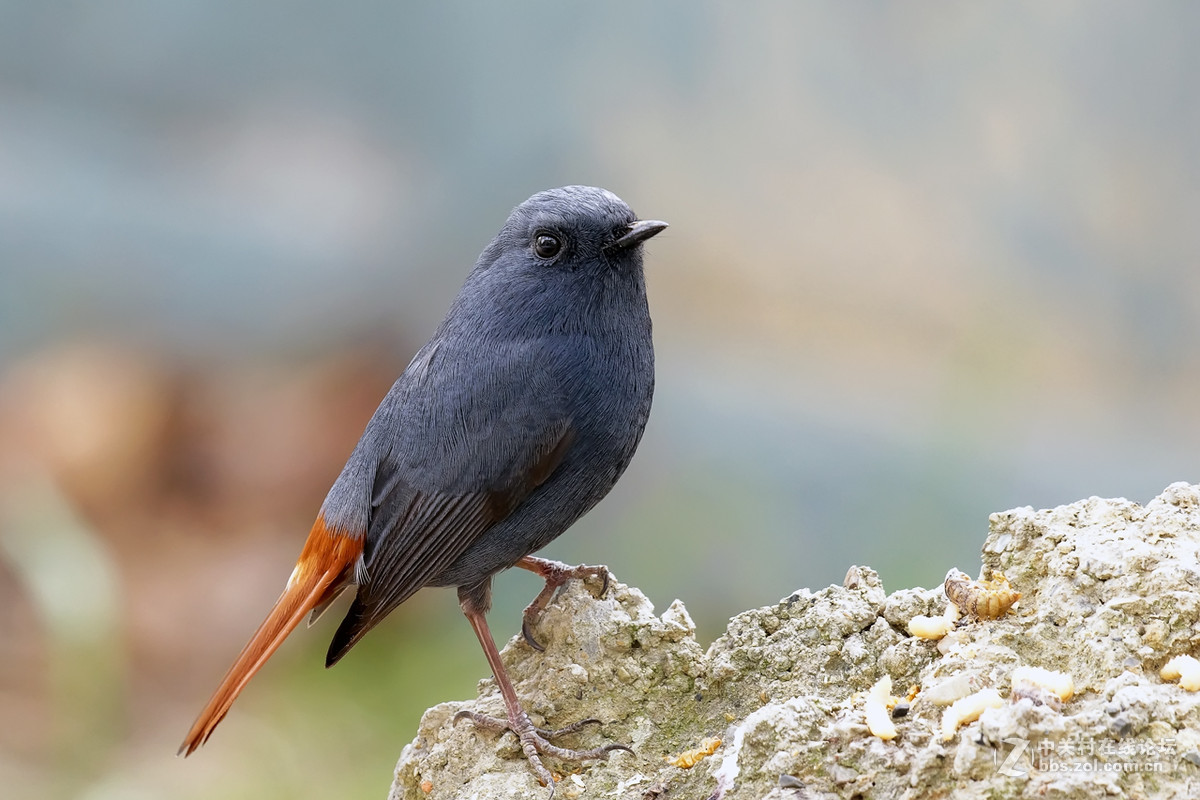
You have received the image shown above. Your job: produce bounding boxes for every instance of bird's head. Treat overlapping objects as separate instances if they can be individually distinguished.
[482,185,667,280]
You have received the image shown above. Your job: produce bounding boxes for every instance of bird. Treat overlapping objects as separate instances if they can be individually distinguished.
[179,185,667,789]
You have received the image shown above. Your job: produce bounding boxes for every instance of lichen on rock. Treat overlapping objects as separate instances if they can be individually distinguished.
[390,483,1200,799]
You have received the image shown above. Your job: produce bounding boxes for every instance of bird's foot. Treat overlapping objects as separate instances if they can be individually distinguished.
[454,709,631,794]
[514,557,611,651]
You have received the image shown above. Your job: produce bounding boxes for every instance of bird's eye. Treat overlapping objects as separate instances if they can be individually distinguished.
[533,232,561,260]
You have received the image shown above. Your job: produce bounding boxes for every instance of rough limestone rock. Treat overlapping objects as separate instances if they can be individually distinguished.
[389,483,1200,799]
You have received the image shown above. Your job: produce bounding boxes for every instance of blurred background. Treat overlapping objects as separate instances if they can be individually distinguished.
[1,2,1197,798]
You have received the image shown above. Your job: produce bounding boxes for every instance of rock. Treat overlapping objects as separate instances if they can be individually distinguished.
[390,484,1200,799]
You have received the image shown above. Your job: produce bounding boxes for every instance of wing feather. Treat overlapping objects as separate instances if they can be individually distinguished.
[325,422,573,665]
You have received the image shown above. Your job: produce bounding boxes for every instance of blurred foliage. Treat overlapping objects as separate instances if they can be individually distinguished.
[1,2,1197,799]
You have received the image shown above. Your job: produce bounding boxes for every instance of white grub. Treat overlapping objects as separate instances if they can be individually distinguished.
[940,688,1003,741]
[921,673,978,707]
[907,601,960,640]
[1161,655,1200,691]
[865,675,898,740]
[1010,665,1074,702]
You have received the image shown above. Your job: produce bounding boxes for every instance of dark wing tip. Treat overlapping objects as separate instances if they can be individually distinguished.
[325,599,367,667]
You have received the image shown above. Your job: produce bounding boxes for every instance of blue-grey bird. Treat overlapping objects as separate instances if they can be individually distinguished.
[179,185,667,787]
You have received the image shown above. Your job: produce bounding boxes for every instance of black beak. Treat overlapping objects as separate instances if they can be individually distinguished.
[606,219,669,252]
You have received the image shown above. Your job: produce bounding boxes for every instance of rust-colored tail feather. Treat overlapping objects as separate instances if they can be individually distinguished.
[178,515,362,755]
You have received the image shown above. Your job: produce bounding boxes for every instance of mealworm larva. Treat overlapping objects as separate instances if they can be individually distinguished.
[865,675,898,740]
[923,673,978,707]
[943,568,1020,620]
[908,600,960,640]
[1161,655,1200,691]
[940,688,1003,741]
[668,737,722,768]
[1010,665,1074,702]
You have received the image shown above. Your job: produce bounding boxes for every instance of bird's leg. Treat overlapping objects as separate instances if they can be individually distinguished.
[514,555,610,651]
[454,582,629,793]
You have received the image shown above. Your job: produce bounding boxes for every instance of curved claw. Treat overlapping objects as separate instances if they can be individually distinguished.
[516,559,613,651]
[522,616,546,652]
[595,568,610,599]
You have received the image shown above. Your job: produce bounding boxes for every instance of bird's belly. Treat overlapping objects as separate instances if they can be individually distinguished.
[428,417,645,589]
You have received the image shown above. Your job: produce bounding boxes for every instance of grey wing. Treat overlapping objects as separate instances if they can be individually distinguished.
[324,339,573,665]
